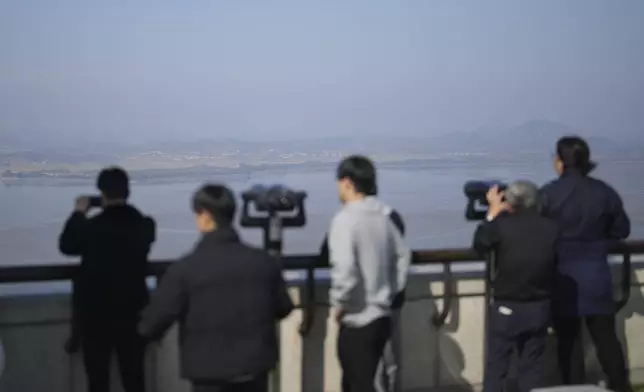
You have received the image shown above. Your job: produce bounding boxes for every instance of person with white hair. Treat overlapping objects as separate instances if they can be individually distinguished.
[473,180,560,392]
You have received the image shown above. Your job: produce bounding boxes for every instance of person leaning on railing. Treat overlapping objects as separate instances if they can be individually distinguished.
[540,136,632,392]
[473,180,559,392]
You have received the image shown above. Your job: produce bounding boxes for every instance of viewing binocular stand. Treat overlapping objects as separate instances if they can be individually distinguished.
[240,185,315,336]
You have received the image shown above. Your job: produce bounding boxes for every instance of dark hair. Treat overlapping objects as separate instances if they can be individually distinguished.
[191,184,237,227]
[556,136,597,175]
[336,155,377,196]
[97,166,130,200]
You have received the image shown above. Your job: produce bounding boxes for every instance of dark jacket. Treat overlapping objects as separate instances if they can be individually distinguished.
[540,170,630,316]
[319,207,407,309]
[59,204,155,324]
[473,210,559,302]
[138,228,294,382]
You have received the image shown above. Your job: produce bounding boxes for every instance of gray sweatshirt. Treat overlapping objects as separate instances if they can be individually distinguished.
[328,196,411,327]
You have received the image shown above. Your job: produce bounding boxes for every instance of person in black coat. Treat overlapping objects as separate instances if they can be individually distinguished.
[473,181,559,392]
[540,136,631,392]
[138,184,294,392]
[59,167,155,392]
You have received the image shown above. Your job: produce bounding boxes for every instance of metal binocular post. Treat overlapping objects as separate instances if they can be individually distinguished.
[240,187,308,392]
[482,249,496,380]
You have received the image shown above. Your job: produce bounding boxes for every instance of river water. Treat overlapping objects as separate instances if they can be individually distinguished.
[1,158,643,267]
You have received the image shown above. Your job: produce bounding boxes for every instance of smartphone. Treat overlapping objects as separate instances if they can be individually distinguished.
[88,196,103,208]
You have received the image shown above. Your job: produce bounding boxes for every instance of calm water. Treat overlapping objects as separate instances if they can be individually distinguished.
[1,158,644,267]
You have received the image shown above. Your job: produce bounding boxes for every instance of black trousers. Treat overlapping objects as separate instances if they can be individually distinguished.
[553,315,631,392]
[338,316,391,392]
[483,300,550,392]
[192,374,268,392]
[81,322,146,392]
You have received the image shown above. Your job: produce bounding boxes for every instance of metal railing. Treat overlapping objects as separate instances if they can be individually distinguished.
[1,240,643,337]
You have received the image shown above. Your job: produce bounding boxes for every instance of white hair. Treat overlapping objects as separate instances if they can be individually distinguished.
[504,180,539,210]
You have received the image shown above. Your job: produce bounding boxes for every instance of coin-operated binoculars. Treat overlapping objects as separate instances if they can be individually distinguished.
[463,180,508,221]
[240,184,307,257]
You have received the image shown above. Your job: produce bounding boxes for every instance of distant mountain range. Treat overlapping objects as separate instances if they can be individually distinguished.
[121,120,643,155]
[416,120,640,155]
[1,120,641,158]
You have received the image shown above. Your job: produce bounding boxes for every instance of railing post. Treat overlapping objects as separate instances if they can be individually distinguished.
[431,261,454,327]
[298,266,316,336]
[482,250,496,384]
[616,251,632,311]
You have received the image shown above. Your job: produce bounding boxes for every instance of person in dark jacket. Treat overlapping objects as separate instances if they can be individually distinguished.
[59,167,155,392]
[540,136,632,392]
[138,184,294,392]
[473,180,559,392]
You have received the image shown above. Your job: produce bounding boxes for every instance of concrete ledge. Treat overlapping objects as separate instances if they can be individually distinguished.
[1,260,644,392]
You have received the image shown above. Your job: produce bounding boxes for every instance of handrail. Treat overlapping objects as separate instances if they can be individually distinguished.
[2,240,643,283]
[1,240,643,336]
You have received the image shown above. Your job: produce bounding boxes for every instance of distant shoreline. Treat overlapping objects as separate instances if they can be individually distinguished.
[2,155,640,186]
[0,161,339,184]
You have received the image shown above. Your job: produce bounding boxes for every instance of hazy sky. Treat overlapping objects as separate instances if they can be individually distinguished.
[1,0,643,143]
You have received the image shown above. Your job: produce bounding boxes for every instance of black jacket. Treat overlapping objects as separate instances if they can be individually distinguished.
[138,228,294,382]
[473,210,559,302]
[59,204,155,323]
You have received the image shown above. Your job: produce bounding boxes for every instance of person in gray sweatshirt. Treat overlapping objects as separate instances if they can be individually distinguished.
[319,196,407,392]
[329,155,411,392]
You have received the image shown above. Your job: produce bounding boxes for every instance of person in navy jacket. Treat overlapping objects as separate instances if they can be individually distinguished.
[540,136,631,392]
